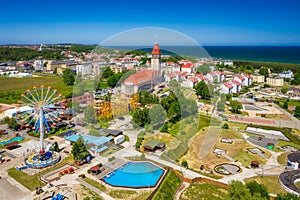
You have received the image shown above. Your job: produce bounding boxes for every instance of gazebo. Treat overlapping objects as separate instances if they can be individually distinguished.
[251,161,259,168]
[90,166,101,174]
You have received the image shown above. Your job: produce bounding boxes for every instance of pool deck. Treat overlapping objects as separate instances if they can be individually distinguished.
[97,158,127,180]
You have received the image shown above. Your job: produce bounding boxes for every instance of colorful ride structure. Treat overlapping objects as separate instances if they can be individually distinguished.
[16,85,63,168]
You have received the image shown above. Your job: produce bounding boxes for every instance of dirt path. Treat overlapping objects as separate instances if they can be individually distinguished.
[174,182,190,200]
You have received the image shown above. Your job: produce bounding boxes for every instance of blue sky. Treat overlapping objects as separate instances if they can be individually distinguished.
[0,0,300,45]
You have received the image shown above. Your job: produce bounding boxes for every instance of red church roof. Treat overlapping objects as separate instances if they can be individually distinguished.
[151,43,161,55]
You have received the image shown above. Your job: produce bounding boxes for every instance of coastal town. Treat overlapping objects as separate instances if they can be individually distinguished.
[0,42,300,200]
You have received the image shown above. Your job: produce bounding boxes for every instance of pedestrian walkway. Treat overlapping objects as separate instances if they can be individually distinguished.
[76,178,114,200]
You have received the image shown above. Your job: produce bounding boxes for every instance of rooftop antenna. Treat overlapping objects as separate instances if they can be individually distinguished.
[155,34,158,44]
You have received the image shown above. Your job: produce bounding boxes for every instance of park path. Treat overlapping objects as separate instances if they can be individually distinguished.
[76,178,114,200]
[174,182,190,200]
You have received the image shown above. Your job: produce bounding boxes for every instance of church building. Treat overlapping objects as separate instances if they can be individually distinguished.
[121,43,162,96]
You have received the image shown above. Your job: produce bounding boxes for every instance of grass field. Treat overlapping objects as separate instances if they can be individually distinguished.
[152,170,182,200]
[180,182,227,200]
[0,76,73,103]
[7,168,45,191]
[277,152,289,164]
[244,176,286,195]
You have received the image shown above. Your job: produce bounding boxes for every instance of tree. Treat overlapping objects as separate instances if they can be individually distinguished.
[102,66,114,78]
[131,108,150,127]
[282,100,288,109]
[259,67,269,77]
[281,86,288,94]
[294,106,300,118]
[196,64,210,74]
[160,123,169,133]
[8,118,19,130]
[227,181,251,200]
[84,105,97,123]
[222,123,229,129]
[246,181,269,199]
[229,100,243,113]
[50,142,59,152]
[138,90,159,106]
[194,81,211,100]
[107,75,117,87]
[181,160,188,168]
[71,135,89,161]
[226,94,232,101]
[275,193,299,200]
[149,104,167,127]
[62,69,75,86]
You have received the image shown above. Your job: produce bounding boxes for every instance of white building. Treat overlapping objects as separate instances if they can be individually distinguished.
[4,106,32,118]
[8,73,32,78]
[76,63,93,75]
[223,60,234,66]
[220,82,233,94]
[279,70,293,79]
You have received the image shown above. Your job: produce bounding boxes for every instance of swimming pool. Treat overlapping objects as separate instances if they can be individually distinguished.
[0,136,24,145]
[103,162,165,188]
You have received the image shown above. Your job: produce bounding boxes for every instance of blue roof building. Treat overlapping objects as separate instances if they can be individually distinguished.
[66,134,113,149]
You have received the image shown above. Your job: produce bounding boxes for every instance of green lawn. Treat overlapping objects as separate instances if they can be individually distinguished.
[7,168,45,191]
[180,182,226,200]
[244,176,286,195]
[152,170,182,200]
[7,154,73,191]
[0,76,73,103]
[277,152,289,165]
[80,177,107,192]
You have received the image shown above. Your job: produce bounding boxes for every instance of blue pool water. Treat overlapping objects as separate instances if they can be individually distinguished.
[103,162,164,188]
[0,136,24,145]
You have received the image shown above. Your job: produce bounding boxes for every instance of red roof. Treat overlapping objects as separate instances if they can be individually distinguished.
[90,166,100,171]
[175,71,187,77]
[237,75,245,80]
[195,74,206,81]
[181,63,194,68]
[151,43,161,55]
[224,82,233,89]
[242,73,252,79]
[231,79,242,86]
[188,77,198,83]
[123,70,158,86]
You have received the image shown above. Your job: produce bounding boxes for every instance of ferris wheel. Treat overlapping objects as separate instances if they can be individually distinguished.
[16,85,63,151]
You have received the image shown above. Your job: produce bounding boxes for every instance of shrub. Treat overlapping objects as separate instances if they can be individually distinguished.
[160,123,169,133]
[222,123,229,129]
[124,134,130,142]
[79,174,86,178]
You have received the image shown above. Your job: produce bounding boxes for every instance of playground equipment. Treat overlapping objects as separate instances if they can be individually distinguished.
[16,85,63,168]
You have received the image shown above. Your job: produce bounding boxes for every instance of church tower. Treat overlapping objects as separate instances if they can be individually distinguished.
[151,42,161,71]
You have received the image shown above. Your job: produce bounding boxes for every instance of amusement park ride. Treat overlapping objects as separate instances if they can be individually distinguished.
[16,85,63,168]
